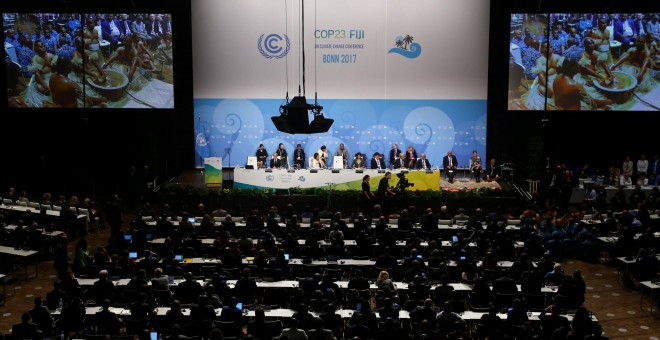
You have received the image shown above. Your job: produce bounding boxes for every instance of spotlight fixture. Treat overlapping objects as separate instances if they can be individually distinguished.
[271,0,333,134]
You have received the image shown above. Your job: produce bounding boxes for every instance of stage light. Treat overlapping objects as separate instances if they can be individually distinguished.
[271,0,333,134]
[271,95,333,134]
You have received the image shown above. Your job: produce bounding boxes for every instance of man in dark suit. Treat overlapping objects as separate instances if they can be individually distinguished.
[442,150,458,183]
[12,312,40,339]
[93,269,117,303]
[95,299,123,335]
[370,152,385,169]
[389,143,400,168]
[492,269,518,295]
[484,158,501,182]
[394,153,407,169]
[416,153,432,170]
[293,143,306,169]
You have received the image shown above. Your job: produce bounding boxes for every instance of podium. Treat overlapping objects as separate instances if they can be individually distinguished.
[204,157,222,187]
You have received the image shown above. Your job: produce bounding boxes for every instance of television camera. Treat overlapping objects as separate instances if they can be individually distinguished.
[396,172,414,192]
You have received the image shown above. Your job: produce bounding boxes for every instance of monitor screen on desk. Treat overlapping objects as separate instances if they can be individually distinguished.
[4,12,175,109]
[128,251,138,259]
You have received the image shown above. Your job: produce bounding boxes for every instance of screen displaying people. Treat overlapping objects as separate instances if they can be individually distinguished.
[508,12,660,111]
[5,12,174,109]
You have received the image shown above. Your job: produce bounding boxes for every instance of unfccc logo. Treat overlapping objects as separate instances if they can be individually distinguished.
[258,33,290,59]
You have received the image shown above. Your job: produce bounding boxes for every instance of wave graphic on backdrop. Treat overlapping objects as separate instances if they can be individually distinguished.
[388,37,422,59]
[403,106,454,161]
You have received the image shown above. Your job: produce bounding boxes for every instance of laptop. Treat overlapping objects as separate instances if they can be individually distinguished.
[188,217,196,223]
[452,235,459,243]
[168,276,174,284]
[145,233,153,241]
[174,254,183,261]
[416,254,423,260]
[284,253,290,261]
[128,251,138,259]
[124,234,133,241]
[236,302,243,311]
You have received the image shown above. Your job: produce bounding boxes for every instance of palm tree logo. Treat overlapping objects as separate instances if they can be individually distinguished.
[389,34,422,58]
[403,35,414,49]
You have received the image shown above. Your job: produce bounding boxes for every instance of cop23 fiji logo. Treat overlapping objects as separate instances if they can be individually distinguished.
[258,33,291,59]
[388,34,421,59]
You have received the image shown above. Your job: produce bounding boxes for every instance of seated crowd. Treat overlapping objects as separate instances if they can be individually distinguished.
[2,178,659,339]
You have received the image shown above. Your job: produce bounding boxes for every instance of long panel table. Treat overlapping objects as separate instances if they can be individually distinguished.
[234,168,441,191]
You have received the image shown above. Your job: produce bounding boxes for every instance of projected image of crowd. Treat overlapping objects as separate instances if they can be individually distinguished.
[508,13,660,111]
[4,13,174,109]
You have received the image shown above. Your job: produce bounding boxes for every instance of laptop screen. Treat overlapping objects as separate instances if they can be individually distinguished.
[188,217,196,223]
[129,252,138,259]
[236,302,243,311]
[174,254,183,261]
[168,276,174,284]
[145,233,153,241]
[124,234,133,241]
[284,254,290,261]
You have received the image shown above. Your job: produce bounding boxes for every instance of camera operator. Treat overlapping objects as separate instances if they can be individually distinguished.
[396,172,415,192]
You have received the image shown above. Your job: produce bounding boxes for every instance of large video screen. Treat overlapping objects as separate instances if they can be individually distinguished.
[507,13,660,111]
[4,12,174,108]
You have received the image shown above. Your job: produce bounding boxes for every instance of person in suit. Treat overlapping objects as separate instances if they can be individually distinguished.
[613,13,639,50]
[12,312,40,339]
[95,299,123,335]
[93,269,117,304]
[334,143,350,169]
[394,153,407,169]
[352,152,366,169]
[101,14,124,50]
[293,143,306,169]
[484,158,501,182]
[405,146,418,169]
[492,269,518,295]
[389,143,400,168]
[277,143,288,167]
[371,152,385,170]
[416,153,431,170]
[442,150,458,183]
[256,144,268,168]
[270,151,281,168]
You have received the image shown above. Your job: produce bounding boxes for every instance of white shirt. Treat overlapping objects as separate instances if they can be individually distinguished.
[622,20,634,37]
[109,20,120,36]
[637,159,648,173]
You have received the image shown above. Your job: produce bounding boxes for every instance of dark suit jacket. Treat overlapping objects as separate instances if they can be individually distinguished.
[294,149,306,167]
[613,18,638,41]
[394,158,406,169]
[371,157,384,169]
[389,148,400,166]
[443,155,458,170]
[416,158,431,169]
[493,276,518,295]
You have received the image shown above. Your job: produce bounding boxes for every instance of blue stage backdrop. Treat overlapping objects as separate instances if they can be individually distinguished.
[194,99,486,170]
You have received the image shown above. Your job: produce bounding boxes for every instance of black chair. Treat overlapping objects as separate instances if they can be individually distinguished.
[217,320,242,338]
[494,292,517,310]
[123,318,147,336]
[265,319,284,337]
[523,293,547,311]
[152,288,173,306]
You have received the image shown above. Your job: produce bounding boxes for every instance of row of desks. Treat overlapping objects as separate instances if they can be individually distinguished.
[75,278,557,294]
[51,306,587,322]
